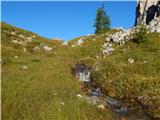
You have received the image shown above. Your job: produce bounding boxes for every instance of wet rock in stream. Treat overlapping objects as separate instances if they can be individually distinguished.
[73,63,152,120]
[88,87,103,97]
[106,96,122,109]
[84,96,101,105]
[73,63,91,82]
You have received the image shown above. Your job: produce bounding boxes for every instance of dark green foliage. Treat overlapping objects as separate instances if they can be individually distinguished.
[32,58,41,62]
[133,25,148,43]
[32,39,41,45]
[94,4,110,34]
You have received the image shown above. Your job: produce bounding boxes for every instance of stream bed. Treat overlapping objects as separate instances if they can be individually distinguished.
[73,63,152,120]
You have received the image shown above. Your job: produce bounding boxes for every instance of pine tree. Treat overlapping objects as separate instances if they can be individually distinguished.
[94,3,110,34]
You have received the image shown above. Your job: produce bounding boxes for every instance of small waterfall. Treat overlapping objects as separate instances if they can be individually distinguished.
[74,63,91,82]
[72,63,152,120]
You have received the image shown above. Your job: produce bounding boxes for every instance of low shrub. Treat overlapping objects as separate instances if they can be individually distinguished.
[133,25,148,43]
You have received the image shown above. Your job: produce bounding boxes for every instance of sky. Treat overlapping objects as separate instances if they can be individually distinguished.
[1,1,137,40]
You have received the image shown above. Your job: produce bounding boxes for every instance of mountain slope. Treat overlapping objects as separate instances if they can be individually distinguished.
[1,22,160,119]
[1,22,114,120]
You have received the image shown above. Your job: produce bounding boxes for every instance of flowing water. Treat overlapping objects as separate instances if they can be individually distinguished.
[74,63,91,82]
[73,64,152,120]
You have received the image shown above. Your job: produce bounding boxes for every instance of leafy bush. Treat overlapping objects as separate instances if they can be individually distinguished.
[133,25,148,43]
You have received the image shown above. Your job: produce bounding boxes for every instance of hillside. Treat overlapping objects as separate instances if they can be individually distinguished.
[1,21,160,120]
[1,22,64,57]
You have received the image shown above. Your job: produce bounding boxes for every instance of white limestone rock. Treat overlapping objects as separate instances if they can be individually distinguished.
[43,46,53,51]
[22,65,28,70]
[11,40,23,45]
[14,56,18,59]
[33,46,40,51]
[76,38,85,46]
[101,43,114,56]
[71,45,75,47]
[135,0,159,25]
[19,34,25,39]
[76,94,83,98]
[60,102,65,106]
[26,36,32,42]
[128,58,135,64]
[10,31,16,35]
[97,104,105,109]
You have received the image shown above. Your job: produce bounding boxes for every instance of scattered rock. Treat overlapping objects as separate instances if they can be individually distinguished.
[71,38,86,47]
[106,37,110,42]
[76,94,83,98]
[71,45,75,47]
[19,34,25,39]
[33,46,40,51]
[43,45,53,51]
[32,35,36,38]
[14,56,18,59]
[53,93,58,96]
[101,43,114,56]
[10,31,16,35]
[75,38,85,46]
[143,61,148,63]
[60,102,65,106]
[11,40,23,45]
[96,55,99,59]
[128,58,134,64]
[97,104,105,109]
[22,65,28,70]
[109,29,134,43]
[26,37,32,42]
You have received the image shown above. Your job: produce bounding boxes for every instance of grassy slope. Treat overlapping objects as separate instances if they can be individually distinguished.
[2,54,113,120]
[1,22,160,119]
[67,33,160,118]
[1,23,113,120]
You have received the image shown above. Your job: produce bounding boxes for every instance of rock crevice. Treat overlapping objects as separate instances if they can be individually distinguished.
[135,0,160,25]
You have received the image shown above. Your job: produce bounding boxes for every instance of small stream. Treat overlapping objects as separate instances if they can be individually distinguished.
[73,63,152,120]
[74,63,91,82]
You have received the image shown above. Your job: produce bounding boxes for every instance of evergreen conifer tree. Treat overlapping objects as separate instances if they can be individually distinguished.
[94,3,110,34]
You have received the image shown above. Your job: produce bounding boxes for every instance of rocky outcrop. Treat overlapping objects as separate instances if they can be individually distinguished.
[146,16,160,32]
[135,0,160,25]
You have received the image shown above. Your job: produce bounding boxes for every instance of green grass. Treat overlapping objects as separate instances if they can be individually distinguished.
[88,33,160,118]
[1,22,160,119]
[2,53,113,120]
